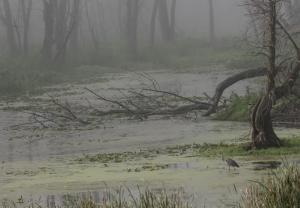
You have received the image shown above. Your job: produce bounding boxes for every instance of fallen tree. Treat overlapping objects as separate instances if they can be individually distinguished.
[203,67,267,116]
[23,63,299,130]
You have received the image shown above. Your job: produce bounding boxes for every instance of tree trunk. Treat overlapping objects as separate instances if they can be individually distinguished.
[158,0,171,42]
[126,0,139,58]
[251,95,281,148]
[20,0,32,55]
[251,0,281,148]
[70,0,81,61]
[208,0,215,45]
[42,0,56,62]
[150,0,159,47]
[1,0,18,55]
[96,0,107,42]
[118,0,125,40]
[85,0,99,51]
[54,0,68,64]
[170,0,176,41]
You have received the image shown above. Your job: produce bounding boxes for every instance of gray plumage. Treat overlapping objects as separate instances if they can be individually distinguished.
[222,153,239,170]
[225,158,239,170]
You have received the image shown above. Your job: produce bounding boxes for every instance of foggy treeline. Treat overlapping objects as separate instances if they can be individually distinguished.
[0,0,299,66]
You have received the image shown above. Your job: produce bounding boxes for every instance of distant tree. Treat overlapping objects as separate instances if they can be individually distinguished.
[126,0,139,58]
[20,0,32,55]
[208,0,215,45]
[70,0,81,59]
[42,0,81,65]
[158,0,171,41]
[42,0,56,63]
[0,0,18,55]
[150,0,176,45]
[150,0,159,46]
[170,0,177,41]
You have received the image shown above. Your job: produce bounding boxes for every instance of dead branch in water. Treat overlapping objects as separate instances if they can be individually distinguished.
[24,65,299,130]
[85,87,211,118]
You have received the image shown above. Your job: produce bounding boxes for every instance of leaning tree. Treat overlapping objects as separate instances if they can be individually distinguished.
[245,0,300,148]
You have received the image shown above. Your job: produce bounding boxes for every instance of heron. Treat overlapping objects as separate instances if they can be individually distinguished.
[222,153,239,170]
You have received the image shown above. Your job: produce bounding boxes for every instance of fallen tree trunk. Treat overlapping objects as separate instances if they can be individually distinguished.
[92,103,210,118]
[203,68,267,116]
[86,87,211,119]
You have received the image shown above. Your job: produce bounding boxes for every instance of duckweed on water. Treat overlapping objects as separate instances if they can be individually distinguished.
[76,137,300,164]
[76,151,156,163]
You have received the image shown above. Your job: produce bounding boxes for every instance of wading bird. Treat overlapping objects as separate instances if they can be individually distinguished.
[222,153,239,170]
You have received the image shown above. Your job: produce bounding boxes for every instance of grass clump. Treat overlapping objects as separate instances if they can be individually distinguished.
[193,137,300,158]
[215,92,258,122]
[243,164,300,208]
[2,188,191,208]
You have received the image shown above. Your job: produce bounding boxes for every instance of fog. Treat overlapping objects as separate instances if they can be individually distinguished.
[0,0,248,57]
[0,0,300,207]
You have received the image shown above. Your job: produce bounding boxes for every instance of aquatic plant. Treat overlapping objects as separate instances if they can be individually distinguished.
[1,187,191,208]
[242,164,300,208]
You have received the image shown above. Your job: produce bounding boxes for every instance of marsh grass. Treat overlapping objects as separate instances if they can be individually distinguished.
[2,187,191,208]
[242,164,300,208]
[192,137,300,158]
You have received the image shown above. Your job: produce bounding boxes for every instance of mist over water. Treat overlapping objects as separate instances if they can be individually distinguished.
[0,0,299,207]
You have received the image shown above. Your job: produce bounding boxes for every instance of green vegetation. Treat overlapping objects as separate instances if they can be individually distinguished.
[215,92,300,123]
[76,137,300,164]
[76,151,156,164]
[243,164,300,208]
[2,188,191,208]
[214,92,259,122]
[192,137,300,158]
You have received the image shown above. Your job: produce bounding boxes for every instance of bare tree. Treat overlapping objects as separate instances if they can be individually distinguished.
[208,0,215,45]
[20,0,32,55]
[0,0,18,55]
[170,0,177,40]
[151,0,176,44]
[246,0,300,148]
[85,0,99,51]
[70,0,81,59]
[158,0,171,41]
[42,0,56,62]
[54,0,68,64]
[96,0,107,42]
[42,0,81,65]
[126,0,139,58]
[150,0,159,46]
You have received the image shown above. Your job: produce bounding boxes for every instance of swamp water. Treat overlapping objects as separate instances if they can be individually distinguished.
[0,68,299,207]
